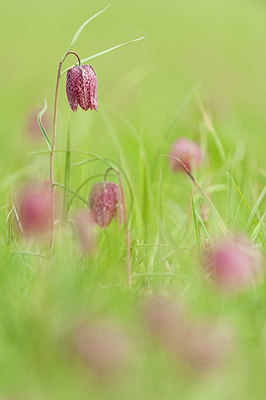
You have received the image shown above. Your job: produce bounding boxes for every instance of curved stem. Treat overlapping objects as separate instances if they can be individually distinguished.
[49,51,81,250]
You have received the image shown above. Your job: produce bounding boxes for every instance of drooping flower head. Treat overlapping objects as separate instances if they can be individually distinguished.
[89,182,123,228]
[66,65,98,112]
[169,137,202,173]
[204,234,263,292]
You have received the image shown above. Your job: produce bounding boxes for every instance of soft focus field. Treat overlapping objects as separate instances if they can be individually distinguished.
[0,0,265,399]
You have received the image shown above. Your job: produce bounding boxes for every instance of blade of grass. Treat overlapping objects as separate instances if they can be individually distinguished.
[227,172,264,244]
[195,209,212,242]
[227,172,251,213]
[53,183,88,205]
[191,190,200,253]
[196,92,226,163]
[37,99,51,151]
[162,154,227,233]
[64,4,111,55]
[61,36,145,75]
[251,212,265,242]
[246,186,266,231]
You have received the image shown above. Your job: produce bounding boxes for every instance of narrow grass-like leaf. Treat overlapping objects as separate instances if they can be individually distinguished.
[64,4,111,55]
[196,93,226,163]
[191,190,200,253]
[227,172,264,243]
[70,157,98,167]
[37,99,51,150]
[162,154,227,233]
[53,183,88,205]
[67,173,115,210]
[61,36,145,75]
[227,172,251,213]
[195,210,212,242]
[246,186,266,231]
[251,212,265,242]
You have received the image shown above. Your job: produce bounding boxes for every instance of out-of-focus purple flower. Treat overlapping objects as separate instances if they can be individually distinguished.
[143,294,233,373]
[74,210,96,253]
[169,137,203,173]
[66,65,98,112]
[71,320,131,379]
[89,182,123,229]
[18,182,52,236]
[204,235,263,292]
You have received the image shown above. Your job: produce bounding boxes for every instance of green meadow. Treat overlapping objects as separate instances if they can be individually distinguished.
[0,0,265,398]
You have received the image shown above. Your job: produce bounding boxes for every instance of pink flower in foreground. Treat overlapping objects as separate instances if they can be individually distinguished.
[204,235,263,292]
[169,137,202,173]
[143,295,233,373]
[18,182,52,236]
[66,65,98,112]
[89,182,123,229]
[71,320,131,379]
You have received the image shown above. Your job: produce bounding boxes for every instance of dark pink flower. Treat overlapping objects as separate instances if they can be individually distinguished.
[66,65,98,112]
[169,137,202,172]
[204,235,263,292]
[18,182,52,236]
[89,182,123,228]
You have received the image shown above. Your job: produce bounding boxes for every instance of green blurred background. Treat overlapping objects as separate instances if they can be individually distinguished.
[0,0,265,399]
[1,0,266,167]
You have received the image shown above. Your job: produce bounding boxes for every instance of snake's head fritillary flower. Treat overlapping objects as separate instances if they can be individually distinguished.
[169,137,202,173]
[18,181,52,237]
[204,235,263,292]
[66,65,98,112]
[89,182,123,229]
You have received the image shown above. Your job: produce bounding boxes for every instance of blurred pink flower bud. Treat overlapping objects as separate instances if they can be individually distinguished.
[204,235,263,292]
[71,320,131,379]
[169,137,203,173]
[74,210,96,253]
[143,294,233,373]
[179,321,233,372]
[89,182,123,229]
[66,65,98,112]
[18,182,52,236]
